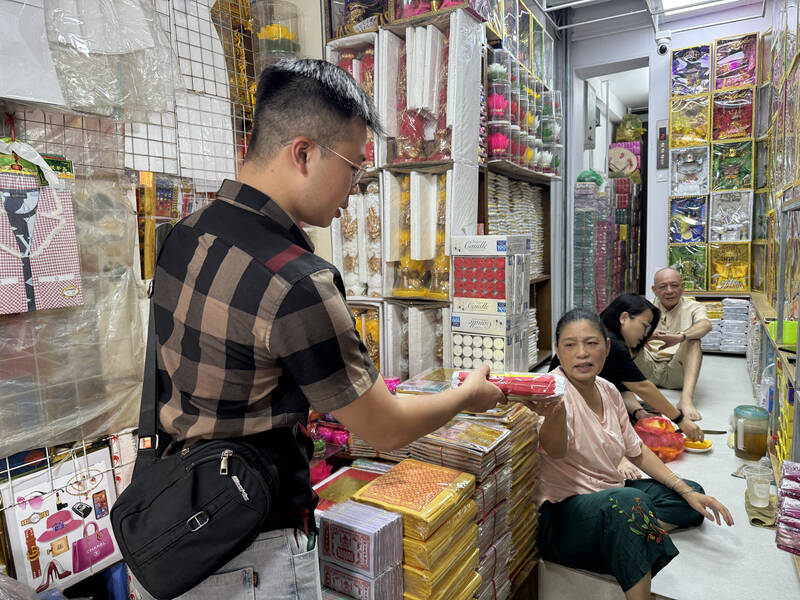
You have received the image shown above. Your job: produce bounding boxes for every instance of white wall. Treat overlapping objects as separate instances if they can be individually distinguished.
[567,0,773,296]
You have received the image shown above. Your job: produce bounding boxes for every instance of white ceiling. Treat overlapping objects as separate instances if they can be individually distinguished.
[587,67,650,112]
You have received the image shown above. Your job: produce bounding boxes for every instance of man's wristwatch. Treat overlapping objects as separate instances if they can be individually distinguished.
[681,332,687,342]
[671,409,685,424]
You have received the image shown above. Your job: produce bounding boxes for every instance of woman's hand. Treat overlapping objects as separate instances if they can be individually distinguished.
[679,417,704,442]
[684,491,734,526]
[618,457,642,480]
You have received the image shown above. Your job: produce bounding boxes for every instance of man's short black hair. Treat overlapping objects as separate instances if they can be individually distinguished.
[247,58,384,161]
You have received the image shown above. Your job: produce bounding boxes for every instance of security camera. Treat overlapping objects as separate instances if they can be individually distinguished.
[656,30,672,56]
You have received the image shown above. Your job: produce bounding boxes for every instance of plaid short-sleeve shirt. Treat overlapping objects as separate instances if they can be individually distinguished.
[153,179,379,527]
[154,178,379,440]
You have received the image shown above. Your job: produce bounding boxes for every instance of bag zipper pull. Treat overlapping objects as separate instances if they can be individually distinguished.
[231,475,250,501]
[220,449,233,475]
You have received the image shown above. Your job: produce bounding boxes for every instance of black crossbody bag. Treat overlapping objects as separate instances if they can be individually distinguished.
[110,272,278,599]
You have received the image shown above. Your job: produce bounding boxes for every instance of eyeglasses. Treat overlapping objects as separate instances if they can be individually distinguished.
[282,139,367,187]
[16,491,46,511]
[316,142,368,187]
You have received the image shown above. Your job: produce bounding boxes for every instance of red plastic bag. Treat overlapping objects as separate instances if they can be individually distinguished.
[634,417,685,462]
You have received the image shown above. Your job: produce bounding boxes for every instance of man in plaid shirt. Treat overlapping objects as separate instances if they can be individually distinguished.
[149,59,504,598]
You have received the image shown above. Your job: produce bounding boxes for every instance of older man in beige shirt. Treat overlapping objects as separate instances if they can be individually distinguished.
[633,267,712,421]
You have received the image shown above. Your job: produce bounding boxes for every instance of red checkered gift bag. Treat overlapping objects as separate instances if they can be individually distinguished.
[0,139,82,315]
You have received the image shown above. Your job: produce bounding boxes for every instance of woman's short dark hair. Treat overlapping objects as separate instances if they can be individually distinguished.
[555,309,608,344]
[599,293,660,351]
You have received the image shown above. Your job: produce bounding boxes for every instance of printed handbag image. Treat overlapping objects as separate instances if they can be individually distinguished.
[72,521,115,573]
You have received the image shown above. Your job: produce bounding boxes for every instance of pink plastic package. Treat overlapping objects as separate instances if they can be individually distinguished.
[779,496,800,520]
[780,478,800,501]
[776,521,800,557]
[781,460,800,483]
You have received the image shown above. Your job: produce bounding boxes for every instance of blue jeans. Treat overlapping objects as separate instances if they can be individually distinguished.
[133,528,322,600]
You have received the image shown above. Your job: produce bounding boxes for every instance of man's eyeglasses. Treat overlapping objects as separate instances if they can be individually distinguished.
[316,142,367,187]
[282,139,367,187]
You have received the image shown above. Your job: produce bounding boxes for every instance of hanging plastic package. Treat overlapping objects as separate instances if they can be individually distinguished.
[0,138,82,316]
[44,0,182,118]
[0,161,143,458]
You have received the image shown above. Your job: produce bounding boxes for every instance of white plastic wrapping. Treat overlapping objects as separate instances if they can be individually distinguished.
[44,0,183,118]
[0,171,144,458]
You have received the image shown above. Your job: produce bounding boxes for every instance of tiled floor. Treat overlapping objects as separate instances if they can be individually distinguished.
[539,354,800,599]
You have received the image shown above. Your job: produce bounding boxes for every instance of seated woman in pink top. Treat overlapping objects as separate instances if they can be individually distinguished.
[526,309,733,600]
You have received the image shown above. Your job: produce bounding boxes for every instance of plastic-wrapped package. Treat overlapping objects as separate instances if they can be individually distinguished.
[342,201,364,296]
[477,499,510,557]
[709,242,750,291]
[487,0,503,39]
[364,182,382,297]
[671,45,711,96]
[782,461,800,483]
[44,0,182,118]
[755,84,772,139]
[709,191,752,242]
[517,5,530,71]
[670,146,709,196]
[352,459,476,540]
[402,536,479,599]
[715,33,758,90]
[321,561,402,600]
[752,243,766,291]
[327,0,390,39]
[712,140,753,191]
[320,500,403,577]
[410,419,511,482]
[0,171,143,458]
[669,196,707,243]
[454,371,565,400]
[0,574,38,600]
[503,0,518,57]
[780,478,800,500]
[402,500,477,571]
[755,139,769,189]
[753,191,771,241]
[428,174,449,300]
[473,464,512,519]
[669,95,709,148]
[780,496,800,519]
[777,521,800,557]
[712,88,754,140]
[668,243,707,291]
[634,417,685,462]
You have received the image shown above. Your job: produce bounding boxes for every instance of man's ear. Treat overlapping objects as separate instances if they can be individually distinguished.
[287,137,314,174]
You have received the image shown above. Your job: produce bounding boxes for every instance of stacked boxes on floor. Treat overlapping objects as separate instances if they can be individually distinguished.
[319,501,404,599]
[699,301,723,351]
[450,235,531,372]
[409,420,513,600]
[573,182,599,310]
[721,298,750,353]
[353,460,482,600]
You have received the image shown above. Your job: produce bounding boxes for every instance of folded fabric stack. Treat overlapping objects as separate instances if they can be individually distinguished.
[721,298,749,353]
[319,501,404,600]
[410,420,514,600]
[777,461,800,556]
[353,459,482,600]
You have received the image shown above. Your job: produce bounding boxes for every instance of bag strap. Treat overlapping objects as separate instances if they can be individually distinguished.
[134,223,176,472]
